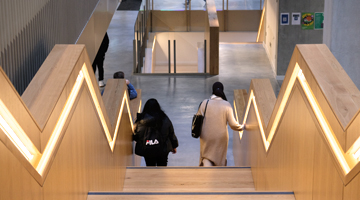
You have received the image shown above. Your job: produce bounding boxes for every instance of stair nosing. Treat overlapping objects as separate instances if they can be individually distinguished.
[126,166,251,169]
[88,191,294,196]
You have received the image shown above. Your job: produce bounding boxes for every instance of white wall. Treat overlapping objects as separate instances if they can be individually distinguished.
[154,32,204,66]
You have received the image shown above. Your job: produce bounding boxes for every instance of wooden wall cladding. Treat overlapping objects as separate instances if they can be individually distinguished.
[190,11,206,32]
[217,10,261,32]
[151,10,206,32]
[205,0,219,75]
[0,45,141,199]
[152,11,188,32]
[151,10,261,33]
[234,44,360,200]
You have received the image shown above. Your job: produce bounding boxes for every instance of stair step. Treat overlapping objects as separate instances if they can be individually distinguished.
[123,167,254,192]
[87,191,295,200]
[88,167,295,200]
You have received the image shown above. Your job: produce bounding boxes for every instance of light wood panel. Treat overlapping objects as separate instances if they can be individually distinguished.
[0,44,141,199]
[312,125,343,200]
[102,79,128,132]
[233,89,248,123]
[190,10,206,31]
[297,45,360,129]
[0,139,43,200]
[22,45,84,129]
[251,79,276,130]
[246,103,263,190]
[151,10,262,33]
[223,10,261,32]
[265,85,317,199]
[233,44,360,200]
[152,11,206,32]
[0,68,41,151]
[123,168,255,192]
[152,11,188,32]
[344,163,360,199]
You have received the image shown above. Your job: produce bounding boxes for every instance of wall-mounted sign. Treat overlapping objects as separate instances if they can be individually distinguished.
[292,12,301,25]
[315,12,324,30]
[301,12,314,30]
[280,13,289,25]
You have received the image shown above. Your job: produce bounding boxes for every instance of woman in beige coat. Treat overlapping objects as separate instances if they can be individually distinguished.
[197,82,244,166]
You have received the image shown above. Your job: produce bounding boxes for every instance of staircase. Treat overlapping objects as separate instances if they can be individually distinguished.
[87,167,295,199]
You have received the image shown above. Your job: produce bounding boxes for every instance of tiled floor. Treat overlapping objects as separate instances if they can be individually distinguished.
[100,10,279,167]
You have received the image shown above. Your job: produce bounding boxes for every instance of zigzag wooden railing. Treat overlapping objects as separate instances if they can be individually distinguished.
[0,44,141,199]
[234,44,360,199]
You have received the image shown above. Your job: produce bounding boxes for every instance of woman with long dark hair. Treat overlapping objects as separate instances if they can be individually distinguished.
[197,82,244,166]
[133,98,178,166]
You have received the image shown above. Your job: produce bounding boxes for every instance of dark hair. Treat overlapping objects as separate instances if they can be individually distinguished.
[142,98,166,127]
[113,71,125,79]
[212,82,227,101]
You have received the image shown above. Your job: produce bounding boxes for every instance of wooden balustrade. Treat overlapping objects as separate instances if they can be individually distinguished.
[0,44,141,200]
[234,44,360,199]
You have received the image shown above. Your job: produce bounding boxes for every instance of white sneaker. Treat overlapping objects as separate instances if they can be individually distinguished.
[99,80,105,87]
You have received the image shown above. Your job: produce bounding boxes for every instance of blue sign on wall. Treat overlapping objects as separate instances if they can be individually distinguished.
[280,13,289,25]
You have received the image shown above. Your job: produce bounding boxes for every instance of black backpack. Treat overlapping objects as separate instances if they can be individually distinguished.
[142,126,163,157]
[134,113,164,157]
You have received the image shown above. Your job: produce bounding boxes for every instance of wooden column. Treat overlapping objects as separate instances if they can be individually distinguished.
[205,0,219,75]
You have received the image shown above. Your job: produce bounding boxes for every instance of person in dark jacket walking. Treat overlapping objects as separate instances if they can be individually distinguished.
[133,98,178,166]
[92,32,109,87]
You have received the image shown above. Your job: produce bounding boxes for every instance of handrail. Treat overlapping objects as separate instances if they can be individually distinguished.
[0,44,141,194]
[236,44,360,194]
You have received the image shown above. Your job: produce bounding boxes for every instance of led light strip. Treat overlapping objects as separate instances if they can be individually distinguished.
[82,65,113,147]
[0,63,138,177]
[233,100,243,139]
[82,65,135,151]
[252,95,269,149]
[0,100,41,164]
[0,110,34,160]
[256,6,265,43]
[241,62,354,174]
[348,137,360,160]
[297,69,350,173]
[267,64,299,144]
[353,146,360,160]
[152,35,156,52]
[111,91,135,150]
[37,69,84,174]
